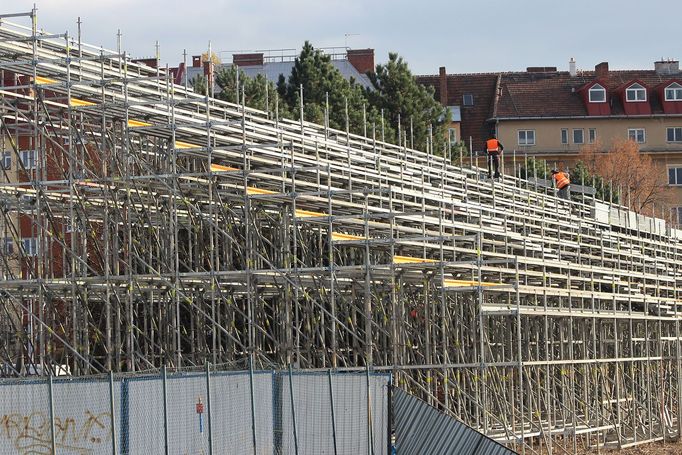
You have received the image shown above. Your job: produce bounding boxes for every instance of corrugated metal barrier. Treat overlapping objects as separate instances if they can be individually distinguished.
[393,388,517,455]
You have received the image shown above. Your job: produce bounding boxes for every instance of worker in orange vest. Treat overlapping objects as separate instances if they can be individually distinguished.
[551,169,570,200]
[485,133,504,179]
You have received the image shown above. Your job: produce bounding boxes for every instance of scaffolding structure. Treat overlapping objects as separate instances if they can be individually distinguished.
[1,10,682,453]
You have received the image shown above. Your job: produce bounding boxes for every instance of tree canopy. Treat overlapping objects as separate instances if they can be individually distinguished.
[192,42,449,154]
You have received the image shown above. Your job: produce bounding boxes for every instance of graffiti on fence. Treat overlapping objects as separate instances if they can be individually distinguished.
[0,410,111,454]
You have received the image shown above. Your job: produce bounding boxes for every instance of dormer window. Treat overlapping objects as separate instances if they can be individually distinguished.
[626,83,646,102]
[665,82,682,101]
[589,84,606,102]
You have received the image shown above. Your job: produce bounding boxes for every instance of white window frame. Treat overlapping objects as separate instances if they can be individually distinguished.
[462,94,474,106]
[560,128,568,144]
[665,82,682,101]
[667,127,682,142]
[21,237,38,256]
[589,84,606,103]
[1,151,10,170]
[517,130,535,146]
[588,128,597,144]
[668,166,682,186]
[20,150,37,170]
[573,129,584,144]
[628,128,646,143]
[625,83,646,102]
[2,238,12,255]
[448,128,457,144]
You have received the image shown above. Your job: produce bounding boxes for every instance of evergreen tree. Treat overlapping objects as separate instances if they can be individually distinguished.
[278,41,373,136]
[366,53,449,151]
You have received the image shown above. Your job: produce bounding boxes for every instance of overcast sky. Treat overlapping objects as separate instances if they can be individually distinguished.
[8,0,681,75]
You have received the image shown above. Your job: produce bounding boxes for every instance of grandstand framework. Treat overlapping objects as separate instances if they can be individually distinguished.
[1,9,682,454]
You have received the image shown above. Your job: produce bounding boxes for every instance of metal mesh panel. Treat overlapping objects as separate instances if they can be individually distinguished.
[210,371,274,454]
[166,372,210,454]
[0,369,389,454]
[125,374,165,454]
[51,377,113,454]
[0,378,52,454]
[279,371,390,455]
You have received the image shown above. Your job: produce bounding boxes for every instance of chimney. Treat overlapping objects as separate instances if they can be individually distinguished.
[655,59,680,75]
[595,61,609,78]
[347,49,374,74]
[233,53,264,67]
[569,58,577,77]
[192,55,202,68]
[439,66,448,105]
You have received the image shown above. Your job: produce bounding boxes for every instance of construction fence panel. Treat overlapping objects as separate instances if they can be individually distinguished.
[279,371,390,455]
[0,377,52,454]
[0,369,389,454]
[208,371,274,454]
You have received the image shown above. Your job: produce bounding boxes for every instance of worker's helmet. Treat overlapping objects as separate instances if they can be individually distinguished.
[551,169,559,174]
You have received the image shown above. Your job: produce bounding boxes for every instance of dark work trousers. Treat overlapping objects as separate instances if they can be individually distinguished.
[487,152,500,178]
[558,186,570,200]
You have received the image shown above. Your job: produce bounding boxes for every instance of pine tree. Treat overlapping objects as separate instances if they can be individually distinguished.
[366,53,449,152]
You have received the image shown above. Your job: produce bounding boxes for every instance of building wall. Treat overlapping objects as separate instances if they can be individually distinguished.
[495,118,682,222]
[496,118,682,155]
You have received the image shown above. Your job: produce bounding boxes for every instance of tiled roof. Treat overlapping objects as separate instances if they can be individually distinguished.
[416,73,498,151]
[496,70,681,118]
[417,68,682,150]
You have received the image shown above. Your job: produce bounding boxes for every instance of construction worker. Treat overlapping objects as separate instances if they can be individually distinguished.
[551,169,570,200]
[485,133,503,179]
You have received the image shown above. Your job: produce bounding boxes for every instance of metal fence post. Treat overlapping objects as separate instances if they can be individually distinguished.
[109,371,118,455]
[366,365,374,455]
[328,369,338,455]
[249,355,257,455]
[288,365,299,455]
[162,365,170,455]
[205,362,214,455]
[47,373,57,455]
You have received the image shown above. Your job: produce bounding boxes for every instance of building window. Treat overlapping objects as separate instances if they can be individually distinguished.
[588,128,597,143]
[560,129,568,144]
[625,83,646,102]
[628,128,645,143]
[2,238,12,255]
[1,152,10,170]
[665,82,682,101]
[667,127,682,142]
[20,150,37,170]
[462,94,474,106]
[448,128,457,143]
[518,130,535,146]
[21,238,38,256]
[589,84,606,102]
[669,167,682,185]
[573,129,584,144]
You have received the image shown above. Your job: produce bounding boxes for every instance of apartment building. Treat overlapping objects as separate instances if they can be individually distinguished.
[417,60,682,224]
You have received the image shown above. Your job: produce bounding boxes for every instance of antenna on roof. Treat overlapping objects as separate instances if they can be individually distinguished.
[344,33,359,49]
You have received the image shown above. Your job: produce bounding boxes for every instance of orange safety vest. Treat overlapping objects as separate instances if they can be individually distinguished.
[486,138,500,153]
[554,172,570,189]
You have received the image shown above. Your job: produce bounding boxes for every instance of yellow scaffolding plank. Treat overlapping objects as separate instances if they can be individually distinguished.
[127,119,152,128]
[246,187,276,196]
[175,140,199,149]
[393,255,438,264]
[295,209,326,218]
[35,76,57,85]
[444,279,502,288]
[331,232,366,241]
[210,164,238,172]
[69,98,96,107]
